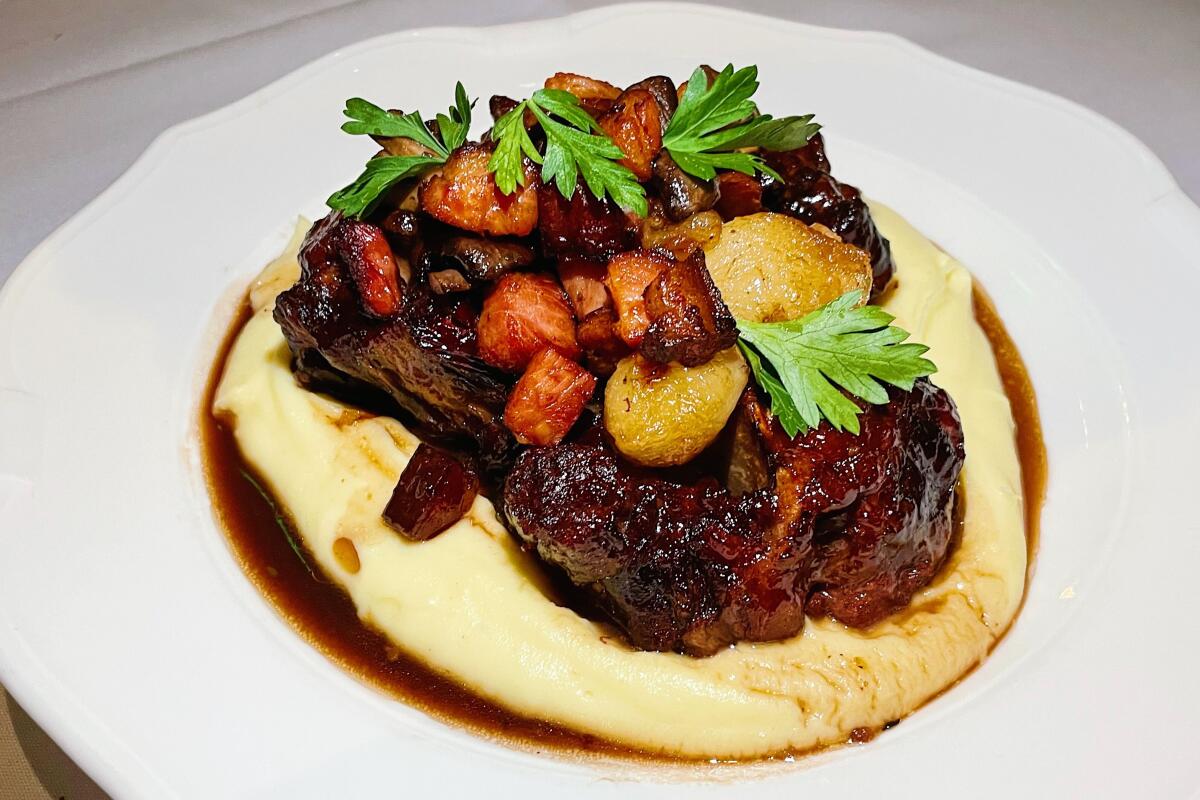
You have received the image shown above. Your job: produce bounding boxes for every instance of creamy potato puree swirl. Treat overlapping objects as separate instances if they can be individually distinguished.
[213,202,1025,758]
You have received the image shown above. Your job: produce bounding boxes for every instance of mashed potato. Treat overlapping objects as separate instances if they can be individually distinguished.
[213,202,1026,759]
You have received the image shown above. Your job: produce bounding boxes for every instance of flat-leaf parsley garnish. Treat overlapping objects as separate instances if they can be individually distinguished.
[736,291,937,436]
[487,89,647,216]
[328,82,473,217]
[662,64,821,182]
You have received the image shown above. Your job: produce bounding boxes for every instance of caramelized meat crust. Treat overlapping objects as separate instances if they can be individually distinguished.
[640,250,738,367]
[420,142,539,236]
[794,381,965,625]
[274,214,518,478]
[383,443,481,541]
[503,379,964,655]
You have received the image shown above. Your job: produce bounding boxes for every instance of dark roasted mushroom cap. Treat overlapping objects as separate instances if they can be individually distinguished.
[651,152,720,222]
[489,94,520,121]
[440,236,536,282]
[625,75,679,125]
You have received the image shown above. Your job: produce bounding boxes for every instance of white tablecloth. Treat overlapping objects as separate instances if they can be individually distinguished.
[0,1,1196,797]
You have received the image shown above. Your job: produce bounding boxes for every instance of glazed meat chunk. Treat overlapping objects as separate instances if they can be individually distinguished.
[596,88,664,181]
[639,250,737,367]
[384,443,481,541]
[503,420,801,654]
[274,214,518,478]
[538,185,639,261]
[477,272,581,372]
[504,379,964,655]
[504,349,596,446]
[420,142,539,236]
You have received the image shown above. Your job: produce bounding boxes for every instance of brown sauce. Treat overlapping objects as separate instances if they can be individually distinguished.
[972,284,1048,562]
[200,281,1047,764]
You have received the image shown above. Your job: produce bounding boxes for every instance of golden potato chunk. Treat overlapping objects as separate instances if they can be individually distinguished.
[705,212,872,322]
[604,347,748,467]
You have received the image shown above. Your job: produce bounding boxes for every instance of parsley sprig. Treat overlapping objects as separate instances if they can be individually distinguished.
[663,65,821,181]
[736,291,937,436]
[328,83,473,217]
[487,89,647,216]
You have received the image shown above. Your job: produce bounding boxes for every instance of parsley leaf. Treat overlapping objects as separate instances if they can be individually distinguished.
[736,340,808,437]
[326,155,442,218]
[434,82,474,153]
[530,88,600,133]
[668,65,760,142]
[488,101,543,195]
[669,149,773,182]
[720,114,821,151]
[330,84,476,218]
[340,98,450,159]
[736,291,937,436]
[488,90,647,216]
[662,64,821,183]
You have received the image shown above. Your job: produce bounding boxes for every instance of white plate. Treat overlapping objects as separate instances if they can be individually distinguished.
[1,4,1198,797]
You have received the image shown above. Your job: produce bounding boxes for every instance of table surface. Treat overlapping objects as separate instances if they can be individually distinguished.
[1,1,1197,797]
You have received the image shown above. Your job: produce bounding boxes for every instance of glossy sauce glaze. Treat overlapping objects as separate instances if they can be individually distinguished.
[200,282,1046,762]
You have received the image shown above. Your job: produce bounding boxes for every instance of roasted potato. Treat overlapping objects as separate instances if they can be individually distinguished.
[604,347,748,467]
[705,212,872,322]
